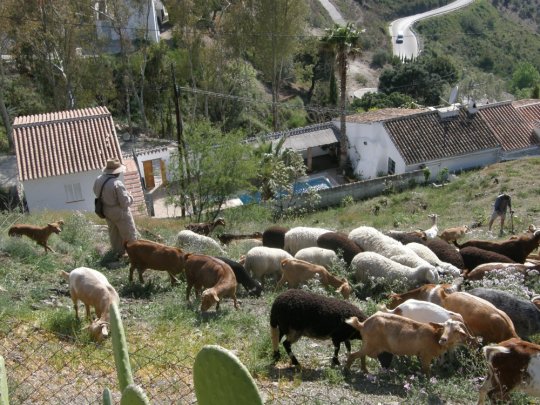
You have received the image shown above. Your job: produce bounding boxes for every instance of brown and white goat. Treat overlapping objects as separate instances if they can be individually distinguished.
[454,230,540,263]
[381,299,465,324]
[184,253,238,311]
[478,338,540,404]
[277,258,352,299]
[124,239,185,285]
[8,221,63,253]
[438,225,469,244]
[345,312,473,375]
[60,267,119,342]
[185,218,225,236]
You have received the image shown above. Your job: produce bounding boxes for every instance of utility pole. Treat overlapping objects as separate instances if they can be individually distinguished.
[171,64,187,217]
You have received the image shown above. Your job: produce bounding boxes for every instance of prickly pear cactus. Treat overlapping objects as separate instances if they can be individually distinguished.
[120,384,151,405]
[102,388,112,405]
[110,302,134,392]
[109,303,152,404]
[0,355,9,405]
[193,345,263,405]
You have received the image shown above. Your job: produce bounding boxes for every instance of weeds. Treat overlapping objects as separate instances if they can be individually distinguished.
[1,159,540,403]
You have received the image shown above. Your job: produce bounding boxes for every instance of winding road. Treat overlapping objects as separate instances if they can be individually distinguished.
[389,0,475,59]
[317,0,475,98]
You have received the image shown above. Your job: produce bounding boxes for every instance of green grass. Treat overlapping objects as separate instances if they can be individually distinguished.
[1,157,540,403]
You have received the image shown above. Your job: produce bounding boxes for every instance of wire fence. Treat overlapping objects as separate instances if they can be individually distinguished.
[0,319,195,404]
[0,319,356,404]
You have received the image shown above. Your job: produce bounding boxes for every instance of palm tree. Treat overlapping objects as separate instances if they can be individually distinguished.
[321,23,361,171]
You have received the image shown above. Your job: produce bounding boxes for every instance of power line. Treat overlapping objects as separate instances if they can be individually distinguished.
[0,13,528,40]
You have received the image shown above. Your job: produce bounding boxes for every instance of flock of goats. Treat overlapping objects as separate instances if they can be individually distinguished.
[7,215,540,403]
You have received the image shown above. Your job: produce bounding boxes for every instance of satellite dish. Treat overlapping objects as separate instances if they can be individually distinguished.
[448,86,459,105]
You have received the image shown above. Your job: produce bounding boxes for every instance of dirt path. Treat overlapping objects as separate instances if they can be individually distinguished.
[316,0,380,100]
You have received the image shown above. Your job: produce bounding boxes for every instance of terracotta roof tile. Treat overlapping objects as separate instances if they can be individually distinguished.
[478,102,538,151]
[346,108,429,123]
[514,100,540,130]
[123,159,147,217]
[13,107,122,181]
[384,108,499,165]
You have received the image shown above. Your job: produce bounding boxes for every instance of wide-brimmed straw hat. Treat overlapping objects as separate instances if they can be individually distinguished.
[103,158,125,174]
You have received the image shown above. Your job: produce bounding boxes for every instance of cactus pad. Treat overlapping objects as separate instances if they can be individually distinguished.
[193,345,263,405]
[110,303,134,392]
[102,387,112,405]
[120,384,151,405]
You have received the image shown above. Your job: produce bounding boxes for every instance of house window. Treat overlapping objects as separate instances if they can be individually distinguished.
[65,183,83,203]
[388,158,396,175]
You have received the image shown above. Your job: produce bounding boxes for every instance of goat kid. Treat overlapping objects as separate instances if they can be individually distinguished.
[439,225,469,244]
[277,258,352,299]
[8,222,63,253]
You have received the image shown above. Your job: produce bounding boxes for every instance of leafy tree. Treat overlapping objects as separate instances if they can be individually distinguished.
[511,62,540,92]
[321,23,362,170]
[168,120,256,221]
[351,91,415,111]
[532,84,540,99]
[254,138,314,220]
[371,50,391,69]
[378,55,458,105]
[0,0,13,150]
[7,0,95,110]
[223,0,308,132]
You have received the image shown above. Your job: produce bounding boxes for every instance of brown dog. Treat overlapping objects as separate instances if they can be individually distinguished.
[8,222,63,253]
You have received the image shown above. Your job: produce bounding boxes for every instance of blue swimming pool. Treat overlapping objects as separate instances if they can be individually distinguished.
[239,176,332,205]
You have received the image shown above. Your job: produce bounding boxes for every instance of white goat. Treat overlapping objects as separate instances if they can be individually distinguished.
[380,299,465,324]
[61,267,119,341]
[423,214,439,239]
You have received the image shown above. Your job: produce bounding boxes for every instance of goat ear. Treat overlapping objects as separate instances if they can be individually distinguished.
[428,322,444,331]
[212,291,220,302]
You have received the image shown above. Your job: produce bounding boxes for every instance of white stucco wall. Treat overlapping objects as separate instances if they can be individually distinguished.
[23,170,119,213]
[406,148,500,180]
[341,119,503,180]
[134,147,173,184]
[343,121,406,179]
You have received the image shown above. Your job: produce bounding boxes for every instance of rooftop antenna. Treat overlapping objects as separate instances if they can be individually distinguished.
[448,86,459,105]
[439,85,459,106]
